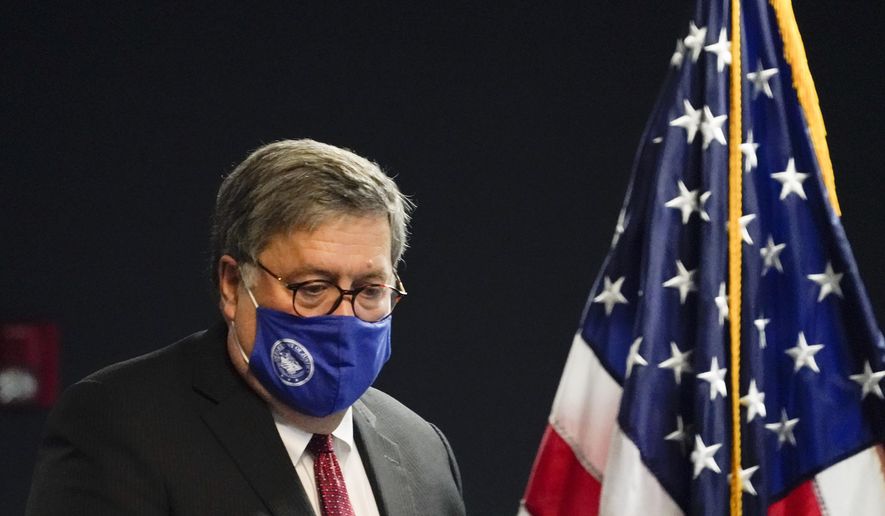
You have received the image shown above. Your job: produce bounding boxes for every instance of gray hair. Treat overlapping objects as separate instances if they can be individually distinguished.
[210,139,413,287]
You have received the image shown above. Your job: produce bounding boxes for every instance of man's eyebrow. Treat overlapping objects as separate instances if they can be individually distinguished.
[280,266,336,282]
[281,267,390,284]
[353,271,390,284]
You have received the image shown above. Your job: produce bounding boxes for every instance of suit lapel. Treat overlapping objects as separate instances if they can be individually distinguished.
[191,323,314,516]
[353,399,418,516]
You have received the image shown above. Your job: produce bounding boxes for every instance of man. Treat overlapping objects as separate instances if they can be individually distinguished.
[27,139,466,515]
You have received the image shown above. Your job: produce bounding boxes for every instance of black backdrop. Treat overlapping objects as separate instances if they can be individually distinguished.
[2,2,882,514]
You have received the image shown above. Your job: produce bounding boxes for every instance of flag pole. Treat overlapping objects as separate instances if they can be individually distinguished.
[728,0,744,514]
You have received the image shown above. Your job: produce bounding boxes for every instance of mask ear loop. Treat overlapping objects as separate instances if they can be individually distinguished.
[231,265,260,364]
[243,282,259,309]
[230,320,251,364]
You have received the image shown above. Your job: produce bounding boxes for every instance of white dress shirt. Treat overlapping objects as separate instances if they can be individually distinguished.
[273,408,380,516]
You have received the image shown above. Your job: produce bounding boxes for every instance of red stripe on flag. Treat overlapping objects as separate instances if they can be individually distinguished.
[768,481,822,516]
[523,425,602,516]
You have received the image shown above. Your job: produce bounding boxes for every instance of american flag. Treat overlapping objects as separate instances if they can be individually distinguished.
[521,0,885,514]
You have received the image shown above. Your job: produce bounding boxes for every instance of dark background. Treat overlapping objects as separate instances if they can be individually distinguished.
[2,2,881,514]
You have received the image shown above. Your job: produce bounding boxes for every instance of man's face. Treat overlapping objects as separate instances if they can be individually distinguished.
[220,213,393,361]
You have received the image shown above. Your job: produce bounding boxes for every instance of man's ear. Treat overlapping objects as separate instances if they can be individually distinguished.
[218,255,241,322]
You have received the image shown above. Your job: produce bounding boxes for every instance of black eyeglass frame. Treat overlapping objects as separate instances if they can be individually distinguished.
[253,260,407,321]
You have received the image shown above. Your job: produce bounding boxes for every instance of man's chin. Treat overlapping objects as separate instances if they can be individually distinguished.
[225,335,349,433]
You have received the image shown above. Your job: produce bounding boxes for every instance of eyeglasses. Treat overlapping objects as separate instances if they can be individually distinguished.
[254,260,407,322]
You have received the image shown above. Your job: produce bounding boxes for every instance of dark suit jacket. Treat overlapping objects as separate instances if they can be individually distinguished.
[26,323,466,516]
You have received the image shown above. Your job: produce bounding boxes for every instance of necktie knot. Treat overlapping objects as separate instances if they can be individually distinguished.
[308,433,335,455]
[307,433,355,516]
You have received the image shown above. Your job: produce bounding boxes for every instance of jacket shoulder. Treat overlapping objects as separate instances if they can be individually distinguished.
[26,325,233,515]
[356,388,466,514]
[82,327,212,388]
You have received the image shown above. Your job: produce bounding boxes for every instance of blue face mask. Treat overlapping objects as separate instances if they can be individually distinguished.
[233,288,392,417]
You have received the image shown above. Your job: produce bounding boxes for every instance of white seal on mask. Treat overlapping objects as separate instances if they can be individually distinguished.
[270,339,314,386]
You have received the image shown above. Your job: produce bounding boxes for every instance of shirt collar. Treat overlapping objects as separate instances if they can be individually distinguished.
[272,407,355,464]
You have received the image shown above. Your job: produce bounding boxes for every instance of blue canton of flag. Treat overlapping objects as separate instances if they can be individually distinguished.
[580,0,885,514]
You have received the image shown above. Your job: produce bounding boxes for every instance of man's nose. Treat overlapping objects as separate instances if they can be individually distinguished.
[330,295,355,317]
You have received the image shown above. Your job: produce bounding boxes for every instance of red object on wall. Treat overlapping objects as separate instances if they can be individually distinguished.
[0,322,60,408]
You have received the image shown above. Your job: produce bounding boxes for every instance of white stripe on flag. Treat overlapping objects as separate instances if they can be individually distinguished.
[550,333,623,478]
[550,333,682,515]
[815,444,885,515]
[599,425,683,516]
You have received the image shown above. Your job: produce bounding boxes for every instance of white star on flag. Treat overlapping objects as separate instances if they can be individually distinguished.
[662,260,698,304]
[807,261,844,301]
[765,408,799,449]
[850,361,885,400]
[754,316,771,349]
[625,337,647,379]
[683,21,708,62]
[729,465,760,496]
[714,282,729,326]
[785,332,825,373]
[700,106,727,149]
[698,356,727,400]
[740,379,767,422]
[593,276,629,315]
[698,191,712,222]
[703,28,731,72]
[665,180,700,224]
[771,158,809,200]
[747,59,779,99]
[670,39,686,68]
[690,435,722,478]
[760,235,786,274]
[738,213,756,245]
[664,415,691,455]
[659,342,694,385]
[669,99,703,143]
[740,130,760,173]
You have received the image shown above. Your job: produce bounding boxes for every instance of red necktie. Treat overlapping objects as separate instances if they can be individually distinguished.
[307,433,356,516]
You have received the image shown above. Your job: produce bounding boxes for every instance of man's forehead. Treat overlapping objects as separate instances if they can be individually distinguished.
[286,212,389,238]
[259,215,393,275]
[289,214,389,243]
